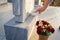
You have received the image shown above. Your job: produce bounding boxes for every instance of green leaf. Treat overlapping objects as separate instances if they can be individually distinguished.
[45,30,51,36]
[41,30,51,36]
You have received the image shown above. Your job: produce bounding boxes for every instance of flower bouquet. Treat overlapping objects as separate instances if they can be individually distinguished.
[36,20,55,40]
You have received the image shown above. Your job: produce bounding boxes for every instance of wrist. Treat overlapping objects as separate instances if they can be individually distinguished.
[42,5,48,10]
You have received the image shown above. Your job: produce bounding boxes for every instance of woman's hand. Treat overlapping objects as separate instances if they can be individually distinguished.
[33,0,51,13]
[34,6,47,13]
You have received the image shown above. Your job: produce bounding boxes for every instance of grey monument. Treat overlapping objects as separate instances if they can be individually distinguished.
[4,0,40,40]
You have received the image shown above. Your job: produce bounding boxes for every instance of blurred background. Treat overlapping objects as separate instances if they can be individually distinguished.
[42,0,60,6]
[0,0,60,6]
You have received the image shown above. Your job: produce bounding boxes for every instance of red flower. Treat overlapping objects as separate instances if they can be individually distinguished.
[37,26,42,29]
[45,26,51,32]
[50,28,55,33]
[46,26,55,33]
[36,20,55,35]
[42,20,49,25]
[36,21,39,26]
[37,26,43,35]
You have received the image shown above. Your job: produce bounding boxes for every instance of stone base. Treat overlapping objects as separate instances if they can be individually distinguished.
[4,14,38,40]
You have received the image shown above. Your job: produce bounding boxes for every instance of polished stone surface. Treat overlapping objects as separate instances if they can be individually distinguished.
[12,0,34,22]
[4,14,38,40]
